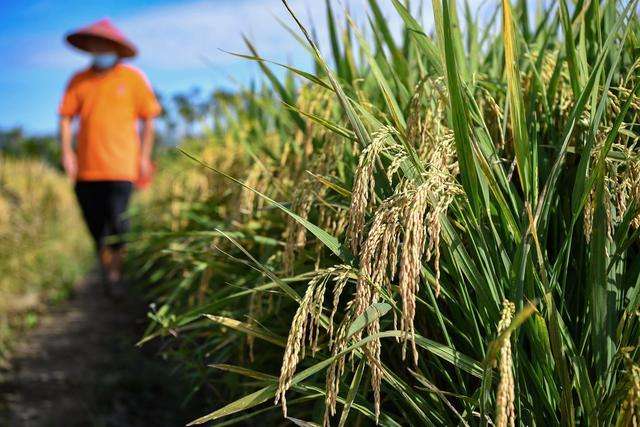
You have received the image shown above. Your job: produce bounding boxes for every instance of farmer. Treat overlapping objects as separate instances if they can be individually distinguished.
[59,19,160,295]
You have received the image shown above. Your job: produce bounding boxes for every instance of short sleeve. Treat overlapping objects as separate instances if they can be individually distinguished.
[58,75,81,117]
[134,71,161,119]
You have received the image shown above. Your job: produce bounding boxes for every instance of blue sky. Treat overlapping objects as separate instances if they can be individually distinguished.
[0,0,476,135]
[0,0,316,134]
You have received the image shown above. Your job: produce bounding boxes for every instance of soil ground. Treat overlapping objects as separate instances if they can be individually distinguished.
[0,269,203,427]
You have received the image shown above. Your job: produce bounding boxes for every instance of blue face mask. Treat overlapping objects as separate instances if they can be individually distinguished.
[92,52,119,70]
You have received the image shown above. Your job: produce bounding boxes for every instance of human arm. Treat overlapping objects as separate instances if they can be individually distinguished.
[59,116,77,180]
[139,117,155,179]
[134,69,161,180]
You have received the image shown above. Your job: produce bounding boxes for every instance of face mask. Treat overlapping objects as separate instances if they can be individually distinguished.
[92,52,119,70]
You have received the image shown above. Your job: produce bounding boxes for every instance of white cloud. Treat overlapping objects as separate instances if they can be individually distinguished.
[26,0,433,71]
[119,0,422,70]
[121,0,309,69]
[24,0,500,72]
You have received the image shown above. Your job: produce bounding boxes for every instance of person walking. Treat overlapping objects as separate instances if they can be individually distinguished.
[59,19,160,296]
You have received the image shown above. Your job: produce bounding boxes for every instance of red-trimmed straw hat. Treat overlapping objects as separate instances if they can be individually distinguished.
[66,18,137,58]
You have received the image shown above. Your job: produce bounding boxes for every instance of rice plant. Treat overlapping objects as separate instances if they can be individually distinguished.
[128,0,640,425]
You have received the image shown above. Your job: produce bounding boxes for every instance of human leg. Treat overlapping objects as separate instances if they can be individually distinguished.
[75,182,116,292]
[103,181,133,284]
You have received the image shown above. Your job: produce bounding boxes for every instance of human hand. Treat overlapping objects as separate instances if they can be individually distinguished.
[139,154,153,180]
[61,150,77,180]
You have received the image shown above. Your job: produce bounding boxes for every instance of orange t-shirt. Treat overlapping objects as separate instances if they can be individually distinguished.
[59,63,161,182]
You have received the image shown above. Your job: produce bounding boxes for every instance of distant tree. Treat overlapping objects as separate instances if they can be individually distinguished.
[0,128,25,153]
[155,92,178,146]
[172,87,209,138]
[0,128,60,168]
[0,85,248,164]
[209,89,237,129]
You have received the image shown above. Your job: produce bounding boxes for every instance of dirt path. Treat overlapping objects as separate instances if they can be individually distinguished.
[0,270,201,427]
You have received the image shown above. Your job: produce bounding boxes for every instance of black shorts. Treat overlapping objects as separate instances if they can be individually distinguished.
[75,181,133,251]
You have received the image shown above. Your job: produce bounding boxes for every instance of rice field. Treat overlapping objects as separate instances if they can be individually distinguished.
[0,156,91,359]
[127,1,640,425]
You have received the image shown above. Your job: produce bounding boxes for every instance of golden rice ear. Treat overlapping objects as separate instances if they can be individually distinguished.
[353,195,404,422]
[398,184,429,364]
[282,184,314,274]
[275,275,319,416]
[495,300,516,427]
[347,127,397,255]
[275,266,352,418]
[282,109,342,274]
[239,164,263,216]
[616,353,640,426]
[582,123,640,245]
